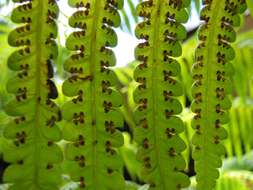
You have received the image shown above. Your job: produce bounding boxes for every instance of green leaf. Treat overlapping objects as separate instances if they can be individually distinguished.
[121,9,132,33]
[133,0,190,189]
[194,0,201,14]
[127,0,138,23]
[2,0,63,189]
[191,0,247,190]
[61,0,125,189]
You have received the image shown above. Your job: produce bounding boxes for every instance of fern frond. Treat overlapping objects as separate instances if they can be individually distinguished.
[133,0,190,189]
[61,0,125,189]
[3,0,62,189]
[191,0,247,189]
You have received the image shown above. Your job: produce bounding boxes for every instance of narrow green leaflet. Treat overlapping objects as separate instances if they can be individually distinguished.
[62,0,125,189]
[3,0,62,189]
[133,0,190,189]
[191,0,247,189]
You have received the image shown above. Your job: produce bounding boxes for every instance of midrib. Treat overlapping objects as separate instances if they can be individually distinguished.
[200,0,225,177]
[151,0,167,189]
[34,0,44,187]
[89,0,100,188]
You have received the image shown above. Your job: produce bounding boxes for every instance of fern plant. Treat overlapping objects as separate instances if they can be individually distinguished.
[133,0,190,189]
[61,0,125,189]
[191,0,247,189]
[3,0,62,189]
[1,0,252,189]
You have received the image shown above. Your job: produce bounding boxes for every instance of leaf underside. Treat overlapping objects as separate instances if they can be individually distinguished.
[133,0,190,189]
[191,0,247,189]
[3,0,63,190]
[61,0,125,189]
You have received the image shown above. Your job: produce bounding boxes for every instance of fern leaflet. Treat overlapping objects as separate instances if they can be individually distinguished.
[133,0,190,189]
[61,0,125,189]
[191,0,247,189]
[3,0,62,189]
